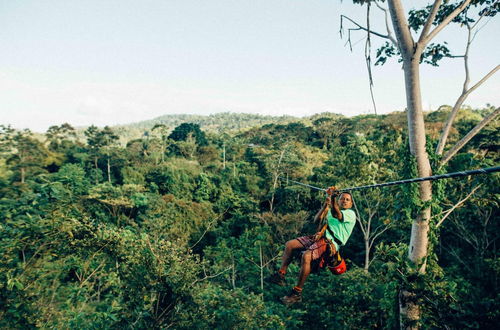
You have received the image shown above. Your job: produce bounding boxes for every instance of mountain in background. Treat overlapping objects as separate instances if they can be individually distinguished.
[109,112,312,143]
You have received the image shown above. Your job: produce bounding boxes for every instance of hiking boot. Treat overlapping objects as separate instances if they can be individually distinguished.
[265,272,286,286]
[281,288,302,305]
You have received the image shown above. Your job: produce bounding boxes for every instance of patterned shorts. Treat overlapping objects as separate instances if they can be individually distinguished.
[296,236,338,272]
[296,236,329,260]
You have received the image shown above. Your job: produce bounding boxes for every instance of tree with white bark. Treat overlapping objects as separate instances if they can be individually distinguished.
[353,190,395,272]
[342,0,498,327]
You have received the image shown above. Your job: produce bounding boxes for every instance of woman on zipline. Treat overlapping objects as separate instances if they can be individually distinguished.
[266,186,356,305]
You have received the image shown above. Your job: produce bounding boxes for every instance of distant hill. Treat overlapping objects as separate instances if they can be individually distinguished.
[110,112,301,142]
[69,106,496,145]
[121,112,298,131]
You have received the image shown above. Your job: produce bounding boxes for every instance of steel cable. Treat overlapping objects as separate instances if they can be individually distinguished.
[279,166,500,193]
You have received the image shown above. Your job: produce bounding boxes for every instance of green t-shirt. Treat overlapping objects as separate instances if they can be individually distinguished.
[324,209,356,246]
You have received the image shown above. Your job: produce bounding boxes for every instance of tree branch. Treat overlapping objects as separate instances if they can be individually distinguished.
[435,12,499,155]
[443,245,469,268]
[365,1,378,115]
[470,12,487,38]
[374,2,398,45]
[353,198,368,237]
[340,15,393,40]
[440,107,500,165]
[418,0,443,44]
[369,223,393,250]
[190,208,229,250]
[459,64,500,102]
[190,267,231,287]
[245,253,280,269]
[423,0,473,45]
[79,261,105,288]
[436,185,481,228]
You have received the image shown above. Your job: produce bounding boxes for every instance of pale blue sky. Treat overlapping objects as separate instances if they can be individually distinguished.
[1,0,498,132]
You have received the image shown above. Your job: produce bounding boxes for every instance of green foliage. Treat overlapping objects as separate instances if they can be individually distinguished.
[144,161,198,198]
[1,109,498,328]
[302,267,398,328]
[121,166,146,185]
[1,128,50,183]
[45,123,77,152]
[421,42,452,66]
[375,41,400,66]
[168,123,208,146]
[52,163,90,196]
[176,284,285,329]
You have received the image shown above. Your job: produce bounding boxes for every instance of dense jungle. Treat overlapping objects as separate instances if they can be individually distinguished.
[0,108,498,329]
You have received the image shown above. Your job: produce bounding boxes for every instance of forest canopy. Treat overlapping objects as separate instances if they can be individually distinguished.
[0,108,498,328]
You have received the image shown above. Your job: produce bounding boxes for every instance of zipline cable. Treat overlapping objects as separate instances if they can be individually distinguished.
[279,166,500,193]
[280,177,327,192]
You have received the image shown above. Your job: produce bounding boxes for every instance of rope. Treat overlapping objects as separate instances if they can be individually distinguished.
[279,177,326,192]
[280,166,500,193]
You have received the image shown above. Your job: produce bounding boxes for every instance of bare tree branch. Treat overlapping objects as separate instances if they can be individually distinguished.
[460,64,499,99]
[437,63,499,155]
[190,208,229,250]
[423,0,473,45]
[190,267,231,287]
[79,261,106,288]
[443,245,468,268]
[269,145,289,213]
[374,1,397,45]
[340,15,392,41]
[440,107,500,165]
[365,1,378,115]
[470,13,488,39]
[436,185,481,228]
[435,7,498,155]
[245,253,280,269]
[418,0,443,44]
[369,224,393,250]
[353,198,368,237]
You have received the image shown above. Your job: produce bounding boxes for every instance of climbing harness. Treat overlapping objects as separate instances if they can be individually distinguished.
[315,205,347,275]
[328,252,346,275]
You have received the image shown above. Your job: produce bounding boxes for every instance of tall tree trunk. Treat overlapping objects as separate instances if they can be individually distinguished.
[399,54,433,330]
[20,167,25,184]
[269,148,286,213]
[107,157,111,183]
[388,1,433,324]
[94,156,99,185]
[231,253,236,289]
[404,58,432,269]
[364,239,370,272]
[374,0,485,326]
[259,243,264,295]
[223,143,226,169]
